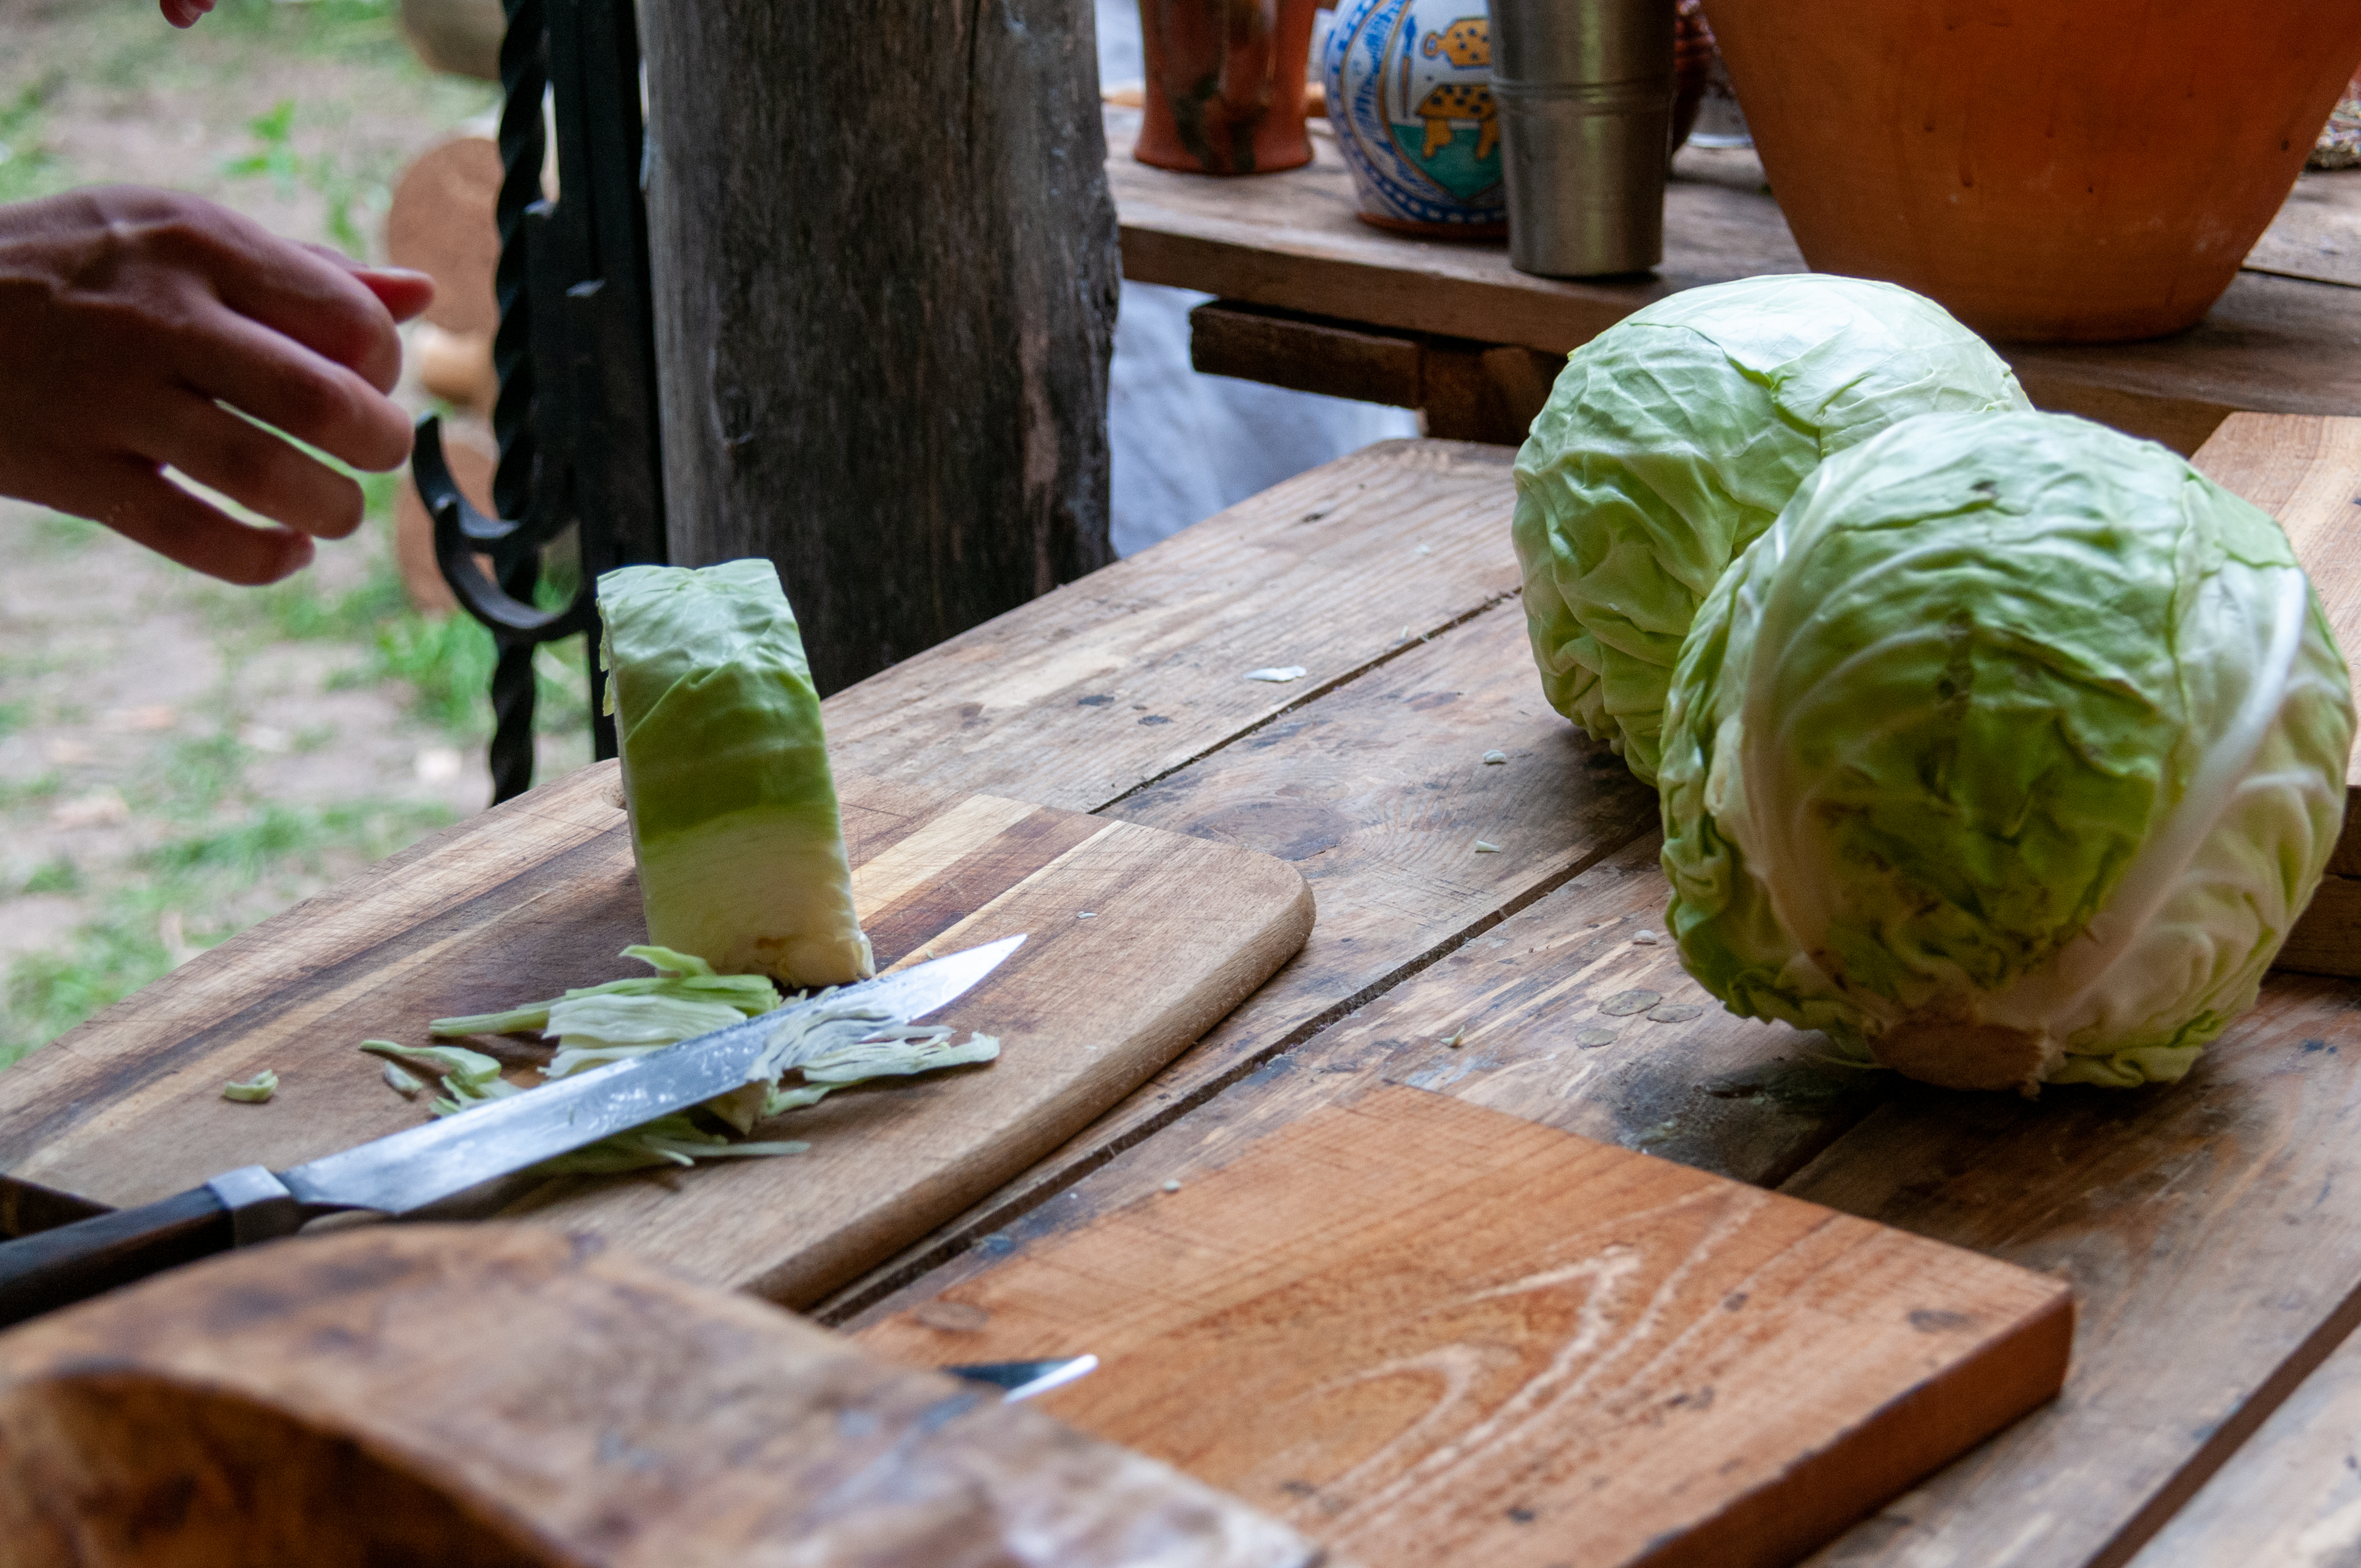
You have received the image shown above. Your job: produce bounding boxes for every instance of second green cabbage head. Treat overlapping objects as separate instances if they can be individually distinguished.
[1511,274,2031,785]
[1659,411,2353,1092]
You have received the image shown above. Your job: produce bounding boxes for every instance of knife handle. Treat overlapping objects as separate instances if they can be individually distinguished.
[0,1188,232,1329]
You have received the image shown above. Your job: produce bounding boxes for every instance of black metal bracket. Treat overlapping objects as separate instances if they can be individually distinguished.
[412,0,667,805]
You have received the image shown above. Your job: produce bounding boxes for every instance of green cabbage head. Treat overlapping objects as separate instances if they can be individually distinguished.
[1659,411,2353,1092]
[1512,274,2031,785]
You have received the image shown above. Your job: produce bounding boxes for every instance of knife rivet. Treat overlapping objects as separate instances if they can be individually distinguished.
[1161,1179,1182,1193]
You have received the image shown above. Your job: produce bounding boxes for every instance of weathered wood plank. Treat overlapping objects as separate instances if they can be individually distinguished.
[1112,112,2361,455]
[0,770,1313,1310]
[1188,301,1425,409]
[2124,1302,2361,1567]
[855,1087,2071,1568]
[1185,301,1565,446]
[1786,977,2361,1568]
[2189,412,2361,974]
[643,0,1118,693]
[1111,111,1802,361]
[820,438,1525,809]
[0,1224,1323,1568]
[828,829,1890,1325]
[2243,166,2361,290]
[838,841,2361,1568]
[815,598,1667,1317]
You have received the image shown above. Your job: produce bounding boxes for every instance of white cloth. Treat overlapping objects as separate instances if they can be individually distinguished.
[1097,0,1419,557]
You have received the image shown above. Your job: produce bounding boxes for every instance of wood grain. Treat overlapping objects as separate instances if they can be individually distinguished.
[813,428,2361,1565]
[641,0,1117,695]
[0,1224,1324,1568]
[830,829,1883,1319]
[1185,301,1565,446]
[817,595,1664,1318]
[0,767,1313,1308]
[818,407,2361,1311]
[855,1086,2071,1568]
[2124,1302,2361,1567]
[1187,301,1425,410]
[1111,112,2361,455]
[2190,412,2361,974]
[820,437,1527,810]
[845,828,2361,1568]
[2243,166,2361,290]
[1783,974,2361,1568]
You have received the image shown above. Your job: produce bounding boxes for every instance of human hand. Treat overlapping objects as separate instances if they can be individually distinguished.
[0,187,433,585]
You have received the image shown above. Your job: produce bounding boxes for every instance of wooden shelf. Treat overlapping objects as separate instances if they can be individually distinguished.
[1109,107,2361,454]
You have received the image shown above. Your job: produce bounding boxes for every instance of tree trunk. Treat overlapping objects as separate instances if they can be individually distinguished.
[640,0,1119,696]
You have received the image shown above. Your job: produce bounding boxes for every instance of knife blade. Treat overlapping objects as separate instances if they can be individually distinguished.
[942,1355,1100,1402]
[0,934,1025,1328]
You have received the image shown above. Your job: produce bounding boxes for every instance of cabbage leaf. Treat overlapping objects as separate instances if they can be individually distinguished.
[1512,274,2030,784]
[1659,411,2353,1090]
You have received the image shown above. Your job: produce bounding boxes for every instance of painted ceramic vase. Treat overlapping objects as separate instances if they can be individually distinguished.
[1323,0,1508,236]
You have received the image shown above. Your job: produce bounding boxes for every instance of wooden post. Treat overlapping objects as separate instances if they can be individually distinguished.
[639,0,1119,695]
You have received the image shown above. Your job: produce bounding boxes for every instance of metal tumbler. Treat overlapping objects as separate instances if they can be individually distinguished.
[1486,0,1675,277]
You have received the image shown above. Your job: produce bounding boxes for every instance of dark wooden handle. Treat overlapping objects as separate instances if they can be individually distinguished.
[0,1188,232,1328]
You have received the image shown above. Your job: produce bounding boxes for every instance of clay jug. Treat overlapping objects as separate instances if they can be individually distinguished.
[1701,0,2361,341]
[1136,0,1320,175]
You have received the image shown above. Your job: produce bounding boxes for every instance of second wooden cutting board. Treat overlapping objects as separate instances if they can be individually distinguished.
[854,1084,2073,1568]
[0,763,1313,1306]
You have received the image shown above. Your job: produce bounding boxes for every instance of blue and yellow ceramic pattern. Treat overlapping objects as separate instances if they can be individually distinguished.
[1324,0,1508,235]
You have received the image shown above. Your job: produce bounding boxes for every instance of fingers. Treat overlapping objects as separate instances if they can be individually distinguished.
[124,197,409,393]
[352,266,436,325]
[175,303,415,475]
[296,246,437,327]
[88,459,316,586]
[154,393,369,542]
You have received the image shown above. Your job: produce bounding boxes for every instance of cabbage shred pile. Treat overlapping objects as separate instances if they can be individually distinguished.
[363,945,999,1173]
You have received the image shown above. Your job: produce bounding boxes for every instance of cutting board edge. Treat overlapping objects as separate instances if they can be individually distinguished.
[739,862,1318,1309]
[1655,1275,2074,1568]
[851,1083,2079,1568]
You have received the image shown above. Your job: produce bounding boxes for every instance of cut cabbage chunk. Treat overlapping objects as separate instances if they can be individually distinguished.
[597,560,875,987]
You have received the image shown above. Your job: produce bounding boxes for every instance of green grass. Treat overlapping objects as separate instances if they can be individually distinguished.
[26,512,101,559]
[0,799,452,1065]
[197,0,420,63]
[0,0,542,1069]
[222,92,382,254]
[4,497,592,1068]
[0,75,73,205]
[19,859,80,896]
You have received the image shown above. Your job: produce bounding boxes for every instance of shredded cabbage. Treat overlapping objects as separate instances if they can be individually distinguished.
[366,946,999,1172]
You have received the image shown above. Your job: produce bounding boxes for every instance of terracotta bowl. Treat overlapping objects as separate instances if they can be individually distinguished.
[1701,0,2361,342]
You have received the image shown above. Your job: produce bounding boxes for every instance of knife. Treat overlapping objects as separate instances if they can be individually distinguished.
[0,934,1026,1330]
[943,1356,1100,1402]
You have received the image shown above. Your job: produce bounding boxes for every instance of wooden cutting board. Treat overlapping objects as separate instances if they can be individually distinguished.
[2193,412,2361,975]
[0,1224,1323,1568]
[0,763,1313,1306]
[853,1085,2074,1568]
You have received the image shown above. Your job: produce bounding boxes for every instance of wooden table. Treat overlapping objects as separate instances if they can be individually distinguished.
[803,422,2361,1568]
[13,422,2361,1564]
[1108,107,2361,458]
